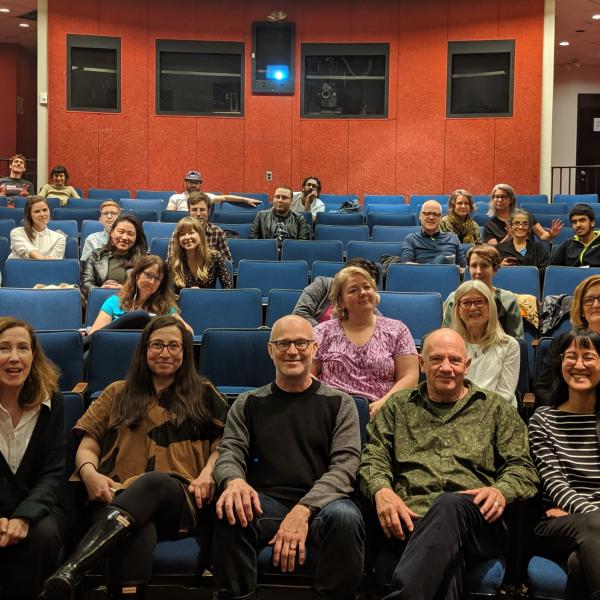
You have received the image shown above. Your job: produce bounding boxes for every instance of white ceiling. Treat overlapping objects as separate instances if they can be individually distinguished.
[0,1,599,63]
[556,0,600,66]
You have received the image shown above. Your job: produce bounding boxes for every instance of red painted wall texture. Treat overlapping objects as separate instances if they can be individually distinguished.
[47,0,544,197]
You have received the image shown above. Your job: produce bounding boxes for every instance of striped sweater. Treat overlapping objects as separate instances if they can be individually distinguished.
[529,406,600,513]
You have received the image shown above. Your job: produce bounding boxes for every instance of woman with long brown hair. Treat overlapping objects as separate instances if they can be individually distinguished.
[170,216,231,293]
[42,316,228,600]
[88,255,192,334]
[0,317,65,600]
[8,195,66,260]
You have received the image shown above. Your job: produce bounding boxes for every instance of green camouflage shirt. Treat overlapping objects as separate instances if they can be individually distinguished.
[358,381,539,515]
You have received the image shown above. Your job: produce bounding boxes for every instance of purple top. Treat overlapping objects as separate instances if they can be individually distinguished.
[314,316,417,402]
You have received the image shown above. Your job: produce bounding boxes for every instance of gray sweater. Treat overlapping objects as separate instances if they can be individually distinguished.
[215,380,360,509]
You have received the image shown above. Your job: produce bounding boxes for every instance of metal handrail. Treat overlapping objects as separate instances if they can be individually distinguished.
[551,164,600,198]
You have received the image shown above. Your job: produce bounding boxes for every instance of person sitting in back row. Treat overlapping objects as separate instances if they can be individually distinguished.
[166,170,261,211]
[551,203,600,267]
[38,165,80,207]
[400,200,467,266]
[291,176,325,218]
[250,185,310,254]
[0,154,34,199]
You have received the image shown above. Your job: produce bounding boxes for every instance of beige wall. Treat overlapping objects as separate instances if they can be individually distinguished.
[552,65,600,166]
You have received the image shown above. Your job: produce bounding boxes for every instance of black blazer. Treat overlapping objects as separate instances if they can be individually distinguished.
[0,392,65,524]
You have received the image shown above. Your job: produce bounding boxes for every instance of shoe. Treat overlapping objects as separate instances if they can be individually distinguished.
[42,507,135,600]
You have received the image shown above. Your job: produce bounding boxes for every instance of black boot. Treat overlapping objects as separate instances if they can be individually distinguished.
[41,507,135,600]
[106,583,146,598]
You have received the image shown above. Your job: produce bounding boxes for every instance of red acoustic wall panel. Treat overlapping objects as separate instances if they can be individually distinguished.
[47,0,545,197]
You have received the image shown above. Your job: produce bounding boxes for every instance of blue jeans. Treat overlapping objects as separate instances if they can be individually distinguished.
[212,494,365,599]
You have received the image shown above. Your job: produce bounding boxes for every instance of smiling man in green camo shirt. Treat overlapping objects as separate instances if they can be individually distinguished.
[358,328,538,600]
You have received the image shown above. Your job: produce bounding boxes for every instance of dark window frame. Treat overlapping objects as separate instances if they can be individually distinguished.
[156,39,244,117]
[301,43,390,119]
[447,40,515,118]
[67,34,121,113]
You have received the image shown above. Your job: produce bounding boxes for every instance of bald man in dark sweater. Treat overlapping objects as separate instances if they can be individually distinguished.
[213,315,364,600]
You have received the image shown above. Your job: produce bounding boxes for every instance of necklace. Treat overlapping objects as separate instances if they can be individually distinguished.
[468,342,480,358]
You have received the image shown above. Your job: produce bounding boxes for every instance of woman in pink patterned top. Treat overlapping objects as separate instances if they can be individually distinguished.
[311,266,419,417]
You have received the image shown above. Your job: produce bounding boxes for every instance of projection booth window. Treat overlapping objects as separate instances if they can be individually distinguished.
[156,40,244,116]
[447,40,515,118]
[67,35,121,112]
[301,43,389,118]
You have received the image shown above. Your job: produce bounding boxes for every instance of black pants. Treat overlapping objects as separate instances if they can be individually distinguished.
[380,492,507,600]
[0,511,64,599]
[534,512,600,600]
[212,493,365,600]
[102,471,198,585]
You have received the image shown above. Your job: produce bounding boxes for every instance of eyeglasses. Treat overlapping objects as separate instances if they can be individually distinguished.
[458,299,487,309]
[583,295,600,307]
[510,220,530,228]
[147,341,184,354]
[100,211,119,217]
[274,194,292,200]
[140,270,162,283]
[493,194,509,200]
[269,339,314,351]
[421,211,441,218]
[560,352,599,367]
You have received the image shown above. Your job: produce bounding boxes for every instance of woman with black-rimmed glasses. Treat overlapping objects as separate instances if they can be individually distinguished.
[42,316,228,600]
[529,328,600,600]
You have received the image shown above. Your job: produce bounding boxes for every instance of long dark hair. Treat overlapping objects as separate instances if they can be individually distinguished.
[111,316,211,429]
[550,328,600,418]
[23,196,49,242]
[103,214,148,262]
[119,254,178,315]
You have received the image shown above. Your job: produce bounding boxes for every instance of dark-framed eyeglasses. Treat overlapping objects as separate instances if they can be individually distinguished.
[147,341,184,354]
[269,339,314,351]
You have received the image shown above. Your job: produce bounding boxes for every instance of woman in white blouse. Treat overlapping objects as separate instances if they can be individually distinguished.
[450,279,520,406]
[8,196,65,260]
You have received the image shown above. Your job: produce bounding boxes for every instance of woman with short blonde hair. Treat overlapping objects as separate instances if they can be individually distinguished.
[312,266,419,417]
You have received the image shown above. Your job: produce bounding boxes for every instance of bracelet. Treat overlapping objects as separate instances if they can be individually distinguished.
[78,461,97,477]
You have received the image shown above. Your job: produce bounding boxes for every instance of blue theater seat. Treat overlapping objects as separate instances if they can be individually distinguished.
[3,258,80,288]
[527,556,567,599]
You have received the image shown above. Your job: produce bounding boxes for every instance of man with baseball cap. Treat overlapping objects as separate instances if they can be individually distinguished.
[167,170,261,211]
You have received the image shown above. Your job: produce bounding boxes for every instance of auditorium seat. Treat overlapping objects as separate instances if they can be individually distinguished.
[142,221,177,242]
[15,196,61,213]
[215,222,252,238]
[378,291,442,347]
[315,212,364,226]
[80,220,105,245]
[553,193,598,205]
[120,208,159,222]
[366,212,416,231]
[53,208,100,230]
[527,556,566,599]
[265,289,303,327]
[0,218,15,238]
[543,266,600,298]
[86,329,141,398]
[466,265,541,299]
[371,225,420,243]
[516,194,549,205]
[48,219,78,239]
[84,288,119,327]
[66,198,107,210]
[0,288,81,329]
[520,202,567,215]
[346,241,402,263]
[198,328,275,396]
[160,210,188,223]
[136,189,176,199]
[409,194,449,210]
[4,258,80,288]
[0,207,24,221]
[386,264,460,300]
[314,224,369,252]
[228,239,278,269]
[237,260,308,302]
[120,198,165,212]
[37,330,84,391]
[88,188,130,199]
[178,288,262,341]
[281,239,343,273]
[0,236,9,278]
[149,237,169,259]
[365,204,412,215]
[212,210,258,224]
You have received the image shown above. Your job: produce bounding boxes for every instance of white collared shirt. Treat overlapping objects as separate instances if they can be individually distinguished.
[0,398,51,473]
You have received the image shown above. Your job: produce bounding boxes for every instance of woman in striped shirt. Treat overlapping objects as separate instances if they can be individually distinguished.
[529,328,600,599]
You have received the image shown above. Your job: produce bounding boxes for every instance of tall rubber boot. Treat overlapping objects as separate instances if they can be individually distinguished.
[41,507,135,600]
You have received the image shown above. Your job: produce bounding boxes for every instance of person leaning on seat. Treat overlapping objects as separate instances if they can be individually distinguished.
[41,316,229,600]
[358,328,539,600]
